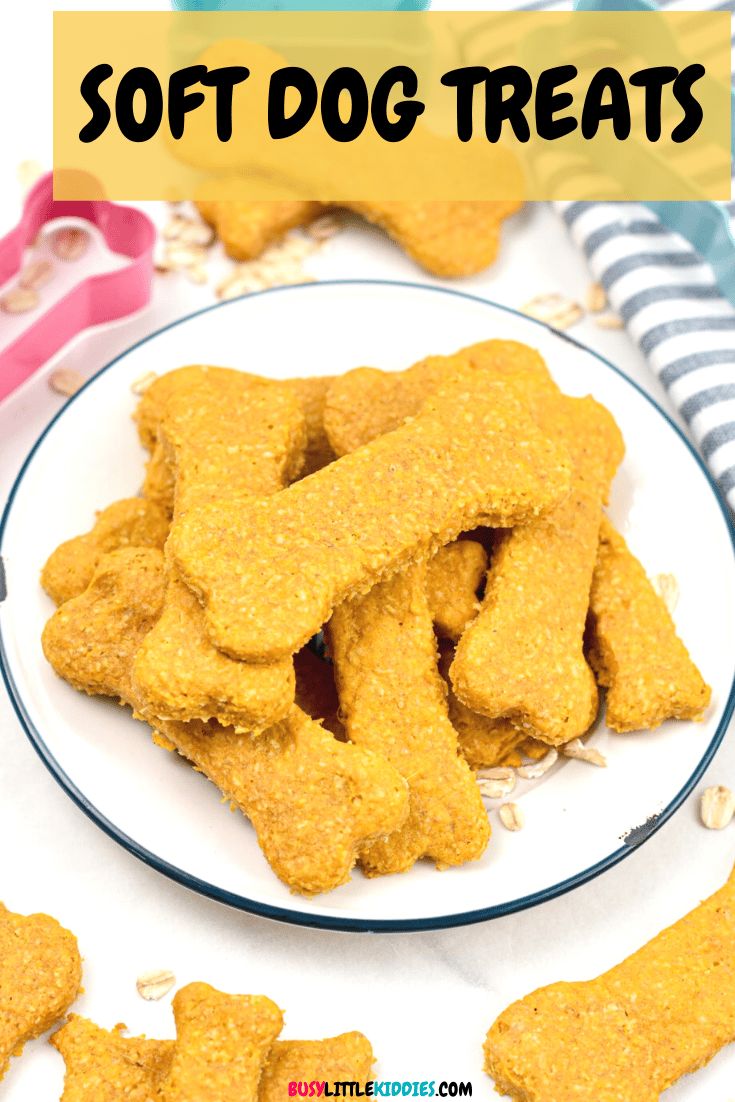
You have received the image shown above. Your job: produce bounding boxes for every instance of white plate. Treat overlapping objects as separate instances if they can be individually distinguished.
[1,280,734,932]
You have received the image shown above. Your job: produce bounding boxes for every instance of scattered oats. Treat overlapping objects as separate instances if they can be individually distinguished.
[51,226,90,261]
[131,371,157,396]
[186,264,209,285]
[499,802,524,831]
[652,572,679,614]
[136,969,176,1001]
[49,368,84,397]
[700,786,735,830]
[1,287,39,314]
[561,739,607,767]
[216,273,263,300]
[306,212,344,241]
[19,258,54,291]
[522,292,583,330]
[179,220,215,247]
[477,766,515,781]
[17,159,43,192]
[162,214,189,241]
[164,242,207,270]
[517,748,558,780]
[594,312,624,330]
[270,232,315,262]
[585,281,606,313]
[478,767,517,800]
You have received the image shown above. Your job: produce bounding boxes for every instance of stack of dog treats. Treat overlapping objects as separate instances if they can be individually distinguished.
[0,900,373,1098]
[53,985,373,1102]
[41,340,710,896]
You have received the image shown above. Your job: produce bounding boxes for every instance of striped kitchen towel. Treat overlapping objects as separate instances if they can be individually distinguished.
[490,0,735,512]
[557,199,735,511]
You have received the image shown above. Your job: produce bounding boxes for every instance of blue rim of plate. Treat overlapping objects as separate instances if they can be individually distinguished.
[2,278,735,934]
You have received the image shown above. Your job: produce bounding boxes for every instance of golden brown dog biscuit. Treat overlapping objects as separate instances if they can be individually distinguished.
[137,368,252,517]
[133,575,296,731]
[282,375,336,476]
[172,374,571,663]
[159,371,306,512]
[329,562,490,874]
[41,498,169,606]
[43,547,408,895]
[156,706,408,895]
[261,1033,375,1099]
[132,369,305,731]
[437,644,524,770]
[52,1016,174,1102]
[137,366,333,502]
[0,903,82,1081]
[142,442,177,516]
[484,861,735,1102]
[323,339,556,458]
[159,983,283,1102]
[52,1015,372,1102]
[452,396,624,746]
[196,198,324,261]
[427,539,488,642]
[42,547,166,703]
[199,198,519,277]
[347,200,521,277]
[587,518,710,732]
[134,366,222,454]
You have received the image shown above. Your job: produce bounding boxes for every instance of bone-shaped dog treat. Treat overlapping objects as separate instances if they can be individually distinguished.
[159,983,283,1102]
[156,706,408,895]
[324,346,706,739]
[426,539,488,642]
[142,440,177,516]
[197,197,324,261]
[135,366,269,499]
[282,374,336,476]
[0,903,82,1081]
[197,199,520,277]
[41,497,169,606]
[452,395,624,745]
[261,1033,375,1099]
[52,1014,373,1102]
[52,1016,174,1102]
[347,200,521,277]
[587,518,710,732]
[328,379,514,780]
[42,547,167,703]
[137,366,334,508]
[484,861,735,1101]
[436,644,524,770]
[172,374,571,663]
[329,562,490,874]
[158,371,306,514]
[43,548,408,895]
[133,575,296,731]
[132,369,305,730]
[323,339,555,458]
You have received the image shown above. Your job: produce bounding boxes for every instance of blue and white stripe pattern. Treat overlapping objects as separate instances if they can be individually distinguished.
[506,0,735,511]
[557,199,735,510]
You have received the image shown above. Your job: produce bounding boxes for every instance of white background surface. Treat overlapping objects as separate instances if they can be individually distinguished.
[1,4,734,1100]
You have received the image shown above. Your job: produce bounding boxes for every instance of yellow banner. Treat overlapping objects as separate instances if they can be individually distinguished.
[53,10,732,202]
